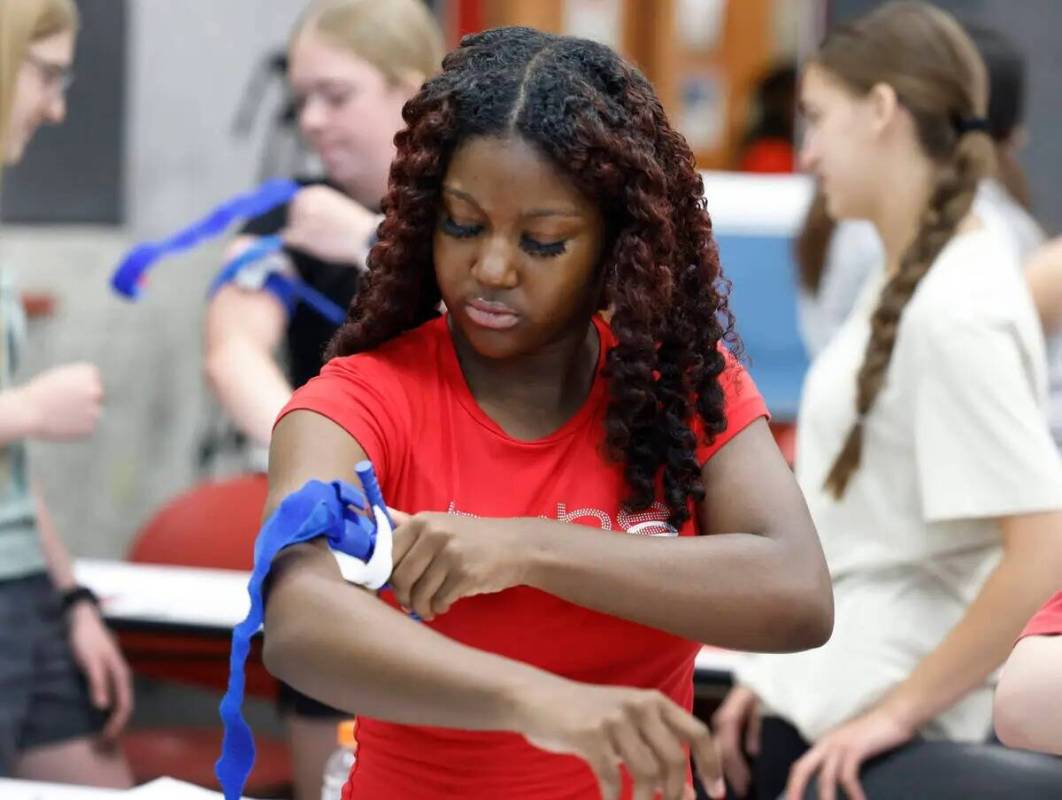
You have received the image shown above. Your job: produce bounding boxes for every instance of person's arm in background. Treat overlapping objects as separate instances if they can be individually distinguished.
[203,236,293,447]
[0,363,102,445]
[994,593,1062,754]
[204,184,382,447]
[33,490,134,743]
[1025,236,1062,333]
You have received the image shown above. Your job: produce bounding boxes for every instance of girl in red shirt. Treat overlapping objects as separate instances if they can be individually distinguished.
[264,27,833,800]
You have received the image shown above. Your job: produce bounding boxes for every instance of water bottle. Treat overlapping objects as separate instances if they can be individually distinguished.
[321,719,358,800]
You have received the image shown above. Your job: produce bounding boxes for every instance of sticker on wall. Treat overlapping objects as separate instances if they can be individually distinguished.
[679,70,727,152]
[677,0,727,52]
[563,0,623,50]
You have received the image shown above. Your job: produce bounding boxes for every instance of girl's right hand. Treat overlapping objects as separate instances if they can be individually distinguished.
[517,676,724,800]
[711,686,763,798]
[19,362,104,441]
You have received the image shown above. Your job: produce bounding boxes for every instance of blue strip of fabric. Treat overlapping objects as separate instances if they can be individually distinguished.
[110,179,299,299]
[215,462,391,800]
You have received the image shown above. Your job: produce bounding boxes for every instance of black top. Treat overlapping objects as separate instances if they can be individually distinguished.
[239,178,361,389]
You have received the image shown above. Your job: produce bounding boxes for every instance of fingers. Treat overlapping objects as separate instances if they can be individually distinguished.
[745,702,762,757]
[839,751,867,800]
[102,649,134,740]
[407,561,449,621]
[817,749,841,800]
[661,704,723,800]
[786,746,823,800]
[389,534,435,610]
[81,648,111,711]
[429,570,465,617]
[389,517,426,573]
[609,722,663,800]
[638,707,692,800]
[387,508,410,526]
[588,749,623,800]
[712,703,752,797]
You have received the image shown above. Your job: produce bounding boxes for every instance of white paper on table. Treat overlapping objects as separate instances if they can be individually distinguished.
[0,778,128,799]
[127,777,244,799]
[74,559,252,630]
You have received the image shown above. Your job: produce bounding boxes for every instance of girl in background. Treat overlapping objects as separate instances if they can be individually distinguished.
[714,4,1062,799]
[0,0,132,786]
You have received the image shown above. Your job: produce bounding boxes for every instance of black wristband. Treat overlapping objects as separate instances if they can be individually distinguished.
[60,585,100,614]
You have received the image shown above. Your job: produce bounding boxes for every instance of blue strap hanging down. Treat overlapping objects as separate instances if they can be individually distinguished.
[110,178,299,299]
[207,234,347,326]
[216,461,395,800]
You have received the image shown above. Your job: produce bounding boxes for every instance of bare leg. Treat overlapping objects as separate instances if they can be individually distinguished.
[289,713,344,800]
[13,735,132,788]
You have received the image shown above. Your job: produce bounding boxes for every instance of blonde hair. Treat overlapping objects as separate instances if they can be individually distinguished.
[292,0,445,87]
[0,0,78,167]
[815,1,994,498]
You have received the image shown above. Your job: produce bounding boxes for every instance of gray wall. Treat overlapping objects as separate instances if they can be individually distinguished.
[125,0,307,237]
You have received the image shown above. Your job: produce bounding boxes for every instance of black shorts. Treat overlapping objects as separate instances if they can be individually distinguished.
[0,573,106,775]
[277,681,348,720]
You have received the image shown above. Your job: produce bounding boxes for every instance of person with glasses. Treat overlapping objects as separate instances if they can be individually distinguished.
[0,0,133,787]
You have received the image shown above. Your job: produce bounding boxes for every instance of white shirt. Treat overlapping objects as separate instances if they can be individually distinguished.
[740,227,1062,743]
[798,179,1062,451]
[797,180,1046,358]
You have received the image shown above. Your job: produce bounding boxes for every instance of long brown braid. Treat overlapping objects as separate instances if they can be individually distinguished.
[817,2,996,498]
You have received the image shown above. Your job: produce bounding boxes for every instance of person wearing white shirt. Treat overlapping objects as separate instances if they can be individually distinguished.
[794,23,1047,360]
[713,4,1062,800]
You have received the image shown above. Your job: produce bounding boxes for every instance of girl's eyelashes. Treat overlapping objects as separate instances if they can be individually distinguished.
[440,215,569,258]
[440,216,483,239]
[520,236,567,258]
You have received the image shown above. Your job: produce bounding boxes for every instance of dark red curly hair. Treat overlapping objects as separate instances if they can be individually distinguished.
[327,26,739,527]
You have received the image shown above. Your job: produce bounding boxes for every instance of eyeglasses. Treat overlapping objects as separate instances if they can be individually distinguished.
[24,51,75,96]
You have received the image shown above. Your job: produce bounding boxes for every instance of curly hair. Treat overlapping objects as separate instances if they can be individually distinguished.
[326,26,738,527]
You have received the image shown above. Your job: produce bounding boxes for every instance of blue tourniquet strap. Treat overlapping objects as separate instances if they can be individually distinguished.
[111,179,299,299]
[216,462,387,799]
[207,233,347,325]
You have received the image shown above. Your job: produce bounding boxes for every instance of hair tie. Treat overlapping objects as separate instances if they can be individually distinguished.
[954,116,990,137]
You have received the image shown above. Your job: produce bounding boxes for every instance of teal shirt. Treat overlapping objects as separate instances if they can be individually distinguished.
[0,269,46,580]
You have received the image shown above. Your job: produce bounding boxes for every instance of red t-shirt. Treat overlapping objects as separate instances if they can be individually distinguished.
[278,314,768,800]
[1021,591,1062,638]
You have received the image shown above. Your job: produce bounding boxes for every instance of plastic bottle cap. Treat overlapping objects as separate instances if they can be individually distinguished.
[338,719,358,749]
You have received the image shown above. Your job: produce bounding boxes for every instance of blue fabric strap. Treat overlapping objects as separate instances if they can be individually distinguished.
[207,233,347,326]
[215,462,389,800]
[111,179,299,299]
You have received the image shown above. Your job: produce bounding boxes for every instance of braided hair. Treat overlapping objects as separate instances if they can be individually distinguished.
[325,27,738,527]
[816,2,996,498]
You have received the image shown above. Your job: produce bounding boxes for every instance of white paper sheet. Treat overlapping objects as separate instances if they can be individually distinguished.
[74,559,251,630]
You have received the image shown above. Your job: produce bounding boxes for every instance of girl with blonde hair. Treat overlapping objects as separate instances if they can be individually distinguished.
[0,0,132,786]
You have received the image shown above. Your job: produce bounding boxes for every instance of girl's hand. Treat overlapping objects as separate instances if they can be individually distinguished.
[388,511,529,620]
[282,185,379,267]
[785,704,916,800]
[518,674,725,800]
[712,686,762,797]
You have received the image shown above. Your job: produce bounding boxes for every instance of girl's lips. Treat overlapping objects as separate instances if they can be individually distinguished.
[465,299,520,330]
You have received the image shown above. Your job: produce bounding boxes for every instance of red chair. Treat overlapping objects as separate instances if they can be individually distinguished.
[127,473,268,571]
[119,474,291,797]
